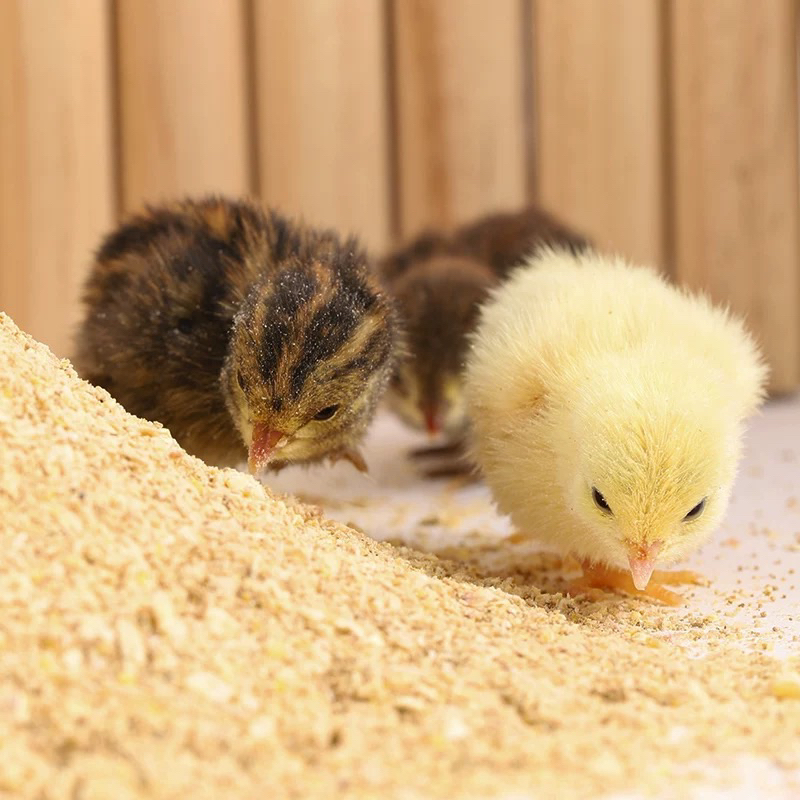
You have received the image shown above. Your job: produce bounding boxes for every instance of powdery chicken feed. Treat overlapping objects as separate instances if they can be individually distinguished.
[0,312,798,800]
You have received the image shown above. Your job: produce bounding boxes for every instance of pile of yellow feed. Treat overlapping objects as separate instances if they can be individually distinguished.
[0,311,799,800]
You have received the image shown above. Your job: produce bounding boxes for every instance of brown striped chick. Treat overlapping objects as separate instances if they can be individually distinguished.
[74,196,399,475]
[380,206,589,474]
[387,254,493,439]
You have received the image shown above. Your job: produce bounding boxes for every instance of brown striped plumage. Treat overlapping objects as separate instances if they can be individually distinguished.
[74,196,399,472]
[380,206,590,440]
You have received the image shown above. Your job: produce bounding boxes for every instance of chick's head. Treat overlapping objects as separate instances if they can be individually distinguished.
[556,356,752,589]
[221,256,397,472]
[386,255,493,437]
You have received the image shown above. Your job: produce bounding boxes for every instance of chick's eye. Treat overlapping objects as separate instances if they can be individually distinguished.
[313,405,339,421]
[236,370,246,391]
[683,498,707,521]
[592,487,612,514]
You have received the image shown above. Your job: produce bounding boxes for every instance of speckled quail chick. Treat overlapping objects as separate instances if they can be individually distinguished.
[74,196,399,474]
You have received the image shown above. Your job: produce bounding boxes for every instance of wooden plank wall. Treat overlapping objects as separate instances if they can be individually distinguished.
[0,0,798,390]
[116,0,252,210]
[253,0,391,251]
[533,0,666,268]
[670,0,800,392]
[0,0,114,356]
[392,0,528,239]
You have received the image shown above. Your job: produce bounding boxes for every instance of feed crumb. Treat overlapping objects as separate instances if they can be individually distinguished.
[721,537,741,548]
[0,312,799,800]
[770,675,800,700]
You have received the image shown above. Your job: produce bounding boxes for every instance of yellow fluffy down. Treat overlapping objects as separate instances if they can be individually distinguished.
[0,312,797,800]
[465,248,768,570]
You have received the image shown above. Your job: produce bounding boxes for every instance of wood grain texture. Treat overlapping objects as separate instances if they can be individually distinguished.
[116,0,252,211]
[533,0,665,267]
[0,0,114,356]
[392,0,528,239]
[253,0,391,251]
[670,0,800,392]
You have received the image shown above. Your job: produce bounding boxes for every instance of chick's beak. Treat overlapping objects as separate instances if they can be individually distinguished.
[423,406,441,437]
[628,541,662,591]
[248,423,288,474]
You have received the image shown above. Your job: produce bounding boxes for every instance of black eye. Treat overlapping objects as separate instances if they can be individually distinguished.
[683,498,707,521]
[236,370,246,390]
[313,405,339,421]
[592,487,612,514]
[176,318,193,334]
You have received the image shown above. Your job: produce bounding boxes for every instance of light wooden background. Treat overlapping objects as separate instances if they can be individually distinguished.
[2,0,799,392]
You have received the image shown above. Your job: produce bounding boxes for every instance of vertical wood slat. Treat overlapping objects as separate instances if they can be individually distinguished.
[0,0,114,356]
[533,0,666,268]
[670,0,800,393]
[252,0,391,252]
[116,0,252,212]
[392,0,528,240]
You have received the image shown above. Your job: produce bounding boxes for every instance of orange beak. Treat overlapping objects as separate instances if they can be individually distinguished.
[248,423,287,474]
[628,541,662,591]
[423,406,441,437]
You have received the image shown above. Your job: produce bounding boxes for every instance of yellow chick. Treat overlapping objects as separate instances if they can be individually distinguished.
[464,248,767,602]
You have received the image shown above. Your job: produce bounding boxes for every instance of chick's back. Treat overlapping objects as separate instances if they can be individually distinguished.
[455,207,590,274]
[75,199,259,427]
[467,248,765,432]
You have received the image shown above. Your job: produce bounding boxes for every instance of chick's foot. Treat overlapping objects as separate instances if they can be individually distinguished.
[410,439,465,459]
[569,560,706,606]
[409,438,477,480]
[329,448,369,474]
